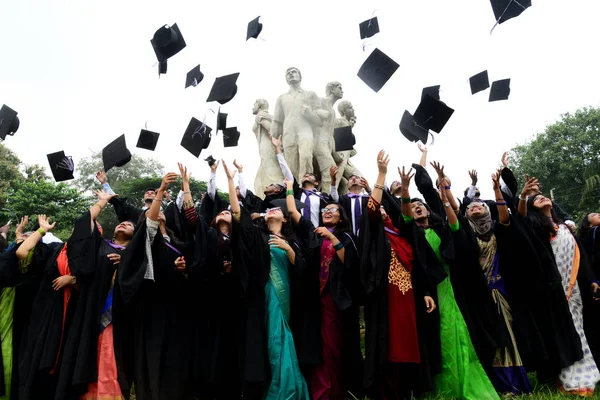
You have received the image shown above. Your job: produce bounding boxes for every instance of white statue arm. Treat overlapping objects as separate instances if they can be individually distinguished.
[271,97,284,138]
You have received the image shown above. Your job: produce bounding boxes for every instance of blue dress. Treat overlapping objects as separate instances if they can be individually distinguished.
[263,245,310,400]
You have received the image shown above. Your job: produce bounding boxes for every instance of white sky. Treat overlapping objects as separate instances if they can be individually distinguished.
[2,0,600,199]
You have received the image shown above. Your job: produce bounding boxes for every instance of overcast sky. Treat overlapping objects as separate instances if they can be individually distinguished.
[2,0,599,199]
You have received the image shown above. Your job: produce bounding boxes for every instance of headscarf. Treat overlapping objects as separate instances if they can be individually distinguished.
[466,200,493,241]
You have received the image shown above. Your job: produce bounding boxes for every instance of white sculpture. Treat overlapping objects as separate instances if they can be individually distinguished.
[252,99,283,197]
[334,100,363,193]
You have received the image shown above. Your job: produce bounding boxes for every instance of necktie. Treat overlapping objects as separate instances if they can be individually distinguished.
[348,193,362,235]
[303,189,314,220]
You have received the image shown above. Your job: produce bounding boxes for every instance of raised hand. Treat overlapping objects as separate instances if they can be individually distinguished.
[221,160,237,181]
[95,170,108,185]
[37,214,56,232]
[520,174,539,197]
[469,169,478,186]
[177,162,192,184]
[210,159,220,173]
[418,143,428,153]
[233,159,243,173]
[329,166,338,185]
[491,169,502,191]
[398,166,415,188]
[0,223,10,235]
[160,172,179,192]
[15,216,28,238]
[430,161,445,181]
[376,150,390,174]
[501,152,509,168]
[360,177,372,193]
[95,189,117,202]
[284,178,293,191]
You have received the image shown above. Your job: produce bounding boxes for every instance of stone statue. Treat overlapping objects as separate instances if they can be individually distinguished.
[271,67,323,183]
[252,99,283,197]
[312,81,343,194]
[334,100,363,193]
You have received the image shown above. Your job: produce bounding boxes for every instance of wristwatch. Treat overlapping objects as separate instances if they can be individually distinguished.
[444,202,451,208]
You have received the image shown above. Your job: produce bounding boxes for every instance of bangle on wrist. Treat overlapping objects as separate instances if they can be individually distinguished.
[286,189,294,196]
[401,197,411,204]
[519,195,527,201]
[444,185,451,190]
[373,183,385,190]
[37,228,46,236]
[496,201,507,206]
[333,242,344,251]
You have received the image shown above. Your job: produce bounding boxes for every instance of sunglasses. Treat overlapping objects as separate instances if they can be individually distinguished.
[266,207,282,214]
[321,208,340,214]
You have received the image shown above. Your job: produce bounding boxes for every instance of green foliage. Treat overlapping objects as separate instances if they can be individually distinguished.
[511,106,600,220]
[0,142,23,207]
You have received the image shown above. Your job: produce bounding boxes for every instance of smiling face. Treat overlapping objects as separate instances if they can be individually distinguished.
[589,213,600,227]
[114,221,135,239]
[411,200,429,221]
[466,202,486,218]
[321,205,341,227]
[143,189,156,202]
[532,195,553,210]
[216,210,232,225]
[265,207,285,223]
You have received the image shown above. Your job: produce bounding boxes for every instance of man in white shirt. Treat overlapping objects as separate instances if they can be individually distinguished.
[330,170,371,236]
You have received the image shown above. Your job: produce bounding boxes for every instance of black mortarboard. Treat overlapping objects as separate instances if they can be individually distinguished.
[185,65,204,88]
[181,117,212,158]
[47,151,75,182]
[357,48,399,93]
[217,108,228,132]
[399,111,429,143]
[247,16,263,40]
[0,105,19,140]
[269,198,306,216]
[490,0,532,24]
[102,134,132,172]
[204,155,216,167]
[413,95,454,133]
[333,126,356,152]
[158,60,167,76]
[136,129,160,151]
[223,127,240,147]
[206,73,240,105]
[469,70,490,95]
[489,79,511,102]
[421,85,440,102]
[359,17,379,39]
[150,23,187,63]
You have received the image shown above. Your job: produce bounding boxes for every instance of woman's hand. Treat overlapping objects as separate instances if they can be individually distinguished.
[398,166,414,189]
[268,235,292,252]
[329,166,338,186]
[430,161,446,182]
[284,178,293,191]
[360,177,372,193]
[160,172,179,192]
[424,296,436,313]
[501,152,509,168]
[210,159,220,173]
[52,275,75,291]
[469,169,478,186]
[174,256,186,272]
[233,159,243,173]
[222,160,237,181]
[107,253,121,265]
[38,215,56,232]
[418,143,428,153]
[177,162,192,184]
[314,226,335,241]
[376,150,390,174]
[95,170,108,185]
[491,168,502,191]
[95,189,117,202]
[520,174,539,197]
[438,179,450,203]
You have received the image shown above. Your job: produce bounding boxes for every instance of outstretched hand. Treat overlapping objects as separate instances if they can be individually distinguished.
[177,162,192,183]
[376,150,390,174]
[160,172,179,192]
[520,174,539,197]
[38,214,56,232]
[210,159,220,173]
[233,159,243,173]
[491,168,502,190]
[398,166,415,188]
[95,189,117,202]
[501,152,509,168]
[469,169,478,186]
[95,170,108,185]
[430,161,445,181]
[221,160,237,180]
[418,143,428,153]
[329,166,338,185]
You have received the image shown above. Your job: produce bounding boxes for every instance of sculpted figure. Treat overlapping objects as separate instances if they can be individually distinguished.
[252,99,283,197]
[334,100,363,193]
[271,67,323,182]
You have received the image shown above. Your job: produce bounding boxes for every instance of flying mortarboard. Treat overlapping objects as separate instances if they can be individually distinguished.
[217,108,228,132]
[102,135,132,172]
[185,65,204,88]
[421,85,441,102]
[399,111,429,144]
[181,117,212,158]
[469,70,490,95]
[0,105,19,140]
[47,151,75,182]
[269,198,307,216]
[247,16,263,40]
[150,23,187,63]
[357,48,399,93]
[489,79,511,102]
[333,126,356,152]
[223,127,240,147]
[206,73,240,105]
[359,17,379,39]
[204,155,216,167]
[413,95,454,133]
[158,60,167,76]
[490,0,532,25]
[136,129,160,151]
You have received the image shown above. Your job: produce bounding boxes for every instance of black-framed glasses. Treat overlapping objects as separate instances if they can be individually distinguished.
[321,208,340,214]
[265,207,282,214]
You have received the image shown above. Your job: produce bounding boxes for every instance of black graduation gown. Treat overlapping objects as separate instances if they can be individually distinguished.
[0,241,52,399]
[293,216,364,395]
[360,195,442,395]
[114,220,193,400]
[54,212,127,399]
[580,226,600,365]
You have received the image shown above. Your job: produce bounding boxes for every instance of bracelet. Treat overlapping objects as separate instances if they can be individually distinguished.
[496,201,507,206]
[286,190,294,196]
[401,197,411,204]
[519,195,527,201]
[37,228,46,236]
[183,191,191,194]
[333,242,344,251]
[373,184,385,190]
[153,198,162,202]
[444,185,451,190]
[71,276,77,285]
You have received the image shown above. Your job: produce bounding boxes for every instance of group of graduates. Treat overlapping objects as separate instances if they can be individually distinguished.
[2,141,600,400]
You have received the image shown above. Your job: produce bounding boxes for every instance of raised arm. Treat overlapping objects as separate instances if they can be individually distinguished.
[492,169,510,225]
[418,143,428,167]
[517,175,539,217]
[285,178,302,225]
[438,184,458,226]
[222,160,240,215]
[431,161,459,214]
[329,166,339,202]
[148,172,179,222]
[14,216,28,244]
[207,160,220,200]
[234,160,248,199]
[91,190,117,229]
[272,135,294,182]
[16,215,55,260]
[466,170,478,199]
[398,166,415,218]
[372,150,389,204]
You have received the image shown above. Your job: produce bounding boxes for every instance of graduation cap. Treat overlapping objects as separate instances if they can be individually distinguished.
[399,111,429,143]
[421,85,440,102]
[0,105,19,140]
[247,16,263,40]
[217,108,228,132]
[206,73,240,105]
[357,48,399,92]
[181,117,212,158]
[333,126,356,152]
[158,60,167,76]
[204,155,216,167]
[136,129,160,151]
[490,0,532,25]
[102,134,132,172]
[223,127,240,147]
[269,198,306,216]
[489,79,511,102]
[359,17,379,39]
[150,23,187,63]
[47,151,75,182]
[185,65,204,88]
[413,95,454,133]
[469,70,490,95]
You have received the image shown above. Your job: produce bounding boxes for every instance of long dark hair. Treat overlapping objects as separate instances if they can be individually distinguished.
[210,215,232,260]
[526,194,563,241]
[255,216,298,248]
[577,213,593,242]
[325,202,352,239]
[410,197,444,227]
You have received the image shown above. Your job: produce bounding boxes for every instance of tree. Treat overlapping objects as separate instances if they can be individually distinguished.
[511,106,600,220]
[0,142,23,207]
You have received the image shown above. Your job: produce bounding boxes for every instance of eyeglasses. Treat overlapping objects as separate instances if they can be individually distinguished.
[321,208,340,214]
[265,207,282,214]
